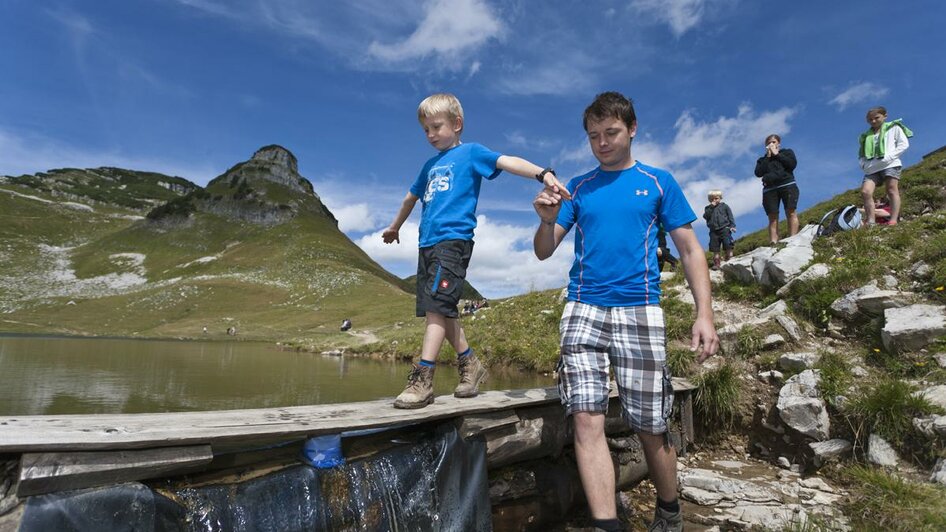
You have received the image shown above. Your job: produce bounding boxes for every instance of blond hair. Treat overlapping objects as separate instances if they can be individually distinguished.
[708,190,723,201]
[418,93,464,129]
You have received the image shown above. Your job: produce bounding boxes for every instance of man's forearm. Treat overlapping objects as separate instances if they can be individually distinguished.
[533,221,557,260]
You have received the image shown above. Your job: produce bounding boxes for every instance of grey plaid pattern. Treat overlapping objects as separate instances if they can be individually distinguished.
[558,301,673,434]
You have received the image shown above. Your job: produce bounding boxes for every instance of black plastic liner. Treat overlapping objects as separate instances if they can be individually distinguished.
[18,424,491,531]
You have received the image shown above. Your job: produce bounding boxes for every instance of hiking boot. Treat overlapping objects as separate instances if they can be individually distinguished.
[454,354,488,398]
[648,506,683,532]
[394,364,435,409]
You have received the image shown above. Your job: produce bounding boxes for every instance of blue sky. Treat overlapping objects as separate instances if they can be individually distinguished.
[2,0,944,298]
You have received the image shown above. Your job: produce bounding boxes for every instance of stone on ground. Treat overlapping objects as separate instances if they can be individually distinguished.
[867,434,899,467]
[881,304,946,352]
[809,439,853,467]
[779,352,820,372]
[777,370,829,440]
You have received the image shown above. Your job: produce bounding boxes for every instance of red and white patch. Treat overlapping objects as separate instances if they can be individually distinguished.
[440,279,450,289]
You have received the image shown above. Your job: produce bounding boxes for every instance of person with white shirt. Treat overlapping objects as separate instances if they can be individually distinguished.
[859,106,913,225]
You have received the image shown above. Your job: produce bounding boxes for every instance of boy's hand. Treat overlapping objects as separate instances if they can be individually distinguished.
[382,227,400,244]
[533,187,563,223]
[542,174,572,200]
[730,227,736,233]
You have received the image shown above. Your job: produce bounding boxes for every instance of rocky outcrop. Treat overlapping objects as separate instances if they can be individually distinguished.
[830,281,916,320]
[777,263,830,296]
[881,304,946,351]
[777,370,830,440]
[721,246,776,284]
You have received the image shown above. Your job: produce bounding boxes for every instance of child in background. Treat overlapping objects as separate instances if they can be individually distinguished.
[703,190,736,270]
[859,106,912,226]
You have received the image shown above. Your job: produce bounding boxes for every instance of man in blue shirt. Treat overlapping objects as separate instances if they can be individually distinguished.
[533,92,718,532]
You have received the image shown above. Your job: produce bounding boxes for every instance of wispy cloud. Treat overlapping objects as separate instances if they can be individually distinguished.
[630,0,722,37]
[368,0,502,65]
[828,82,889,111]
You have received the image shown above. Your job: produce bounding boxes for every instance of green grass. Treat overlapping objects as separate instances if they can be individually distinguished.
[842,465,946,531]
[666,346,696,378]
[660,289,694,343]
[847,378,944,449]
[731,325,765,359]
[713,277,778,307]
[694,363,742,430]
[813,350,853,404]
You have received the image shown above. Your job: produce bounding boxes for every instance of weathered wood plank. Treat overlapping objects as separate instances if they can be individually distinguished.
[0,379,695,453]
[0,387,560,453]
[17,445,213,497]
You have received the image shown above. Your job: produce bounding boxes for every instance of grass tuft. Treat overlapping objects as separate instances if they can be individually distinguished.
[847,378,944,448]
[694,363,742,430]
[842,465,946,531]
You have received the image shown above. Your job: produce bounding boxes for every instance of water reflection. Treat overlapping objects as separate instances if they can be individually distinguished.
[0,335,551,415]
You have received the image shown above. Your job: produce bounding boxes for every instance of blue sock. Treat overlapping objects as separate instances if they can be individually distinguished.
[418,359,435,368]
[457,347,473,359]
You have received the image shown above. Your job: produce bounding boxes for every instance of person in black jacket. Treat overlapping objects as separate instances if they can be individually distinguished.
[754,134,799,243]
[703,190,736,270]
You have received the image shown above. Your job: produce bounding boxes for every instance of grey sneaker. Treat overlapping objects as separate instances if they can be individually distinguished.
[454,355,488,398]
[394,364,435,409]
[648,506,683,532]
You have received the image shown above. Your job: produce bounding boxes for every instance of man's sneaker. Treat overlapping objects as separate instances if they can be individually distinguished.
[648,506,683,532]
[454,355,487,398]
[393,364,435,409]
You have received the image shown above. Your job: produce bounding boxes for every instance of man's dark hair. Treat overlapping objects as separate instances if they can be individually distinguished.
[583,92,637,131]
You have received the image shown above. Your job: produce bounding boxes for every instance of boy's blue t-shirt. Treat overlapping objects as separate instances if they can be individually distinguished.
[556,162,696,307]
[409,143,502,248]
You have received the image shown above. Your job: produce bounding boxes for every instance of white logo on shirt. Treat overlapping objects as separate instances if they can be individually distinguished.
[424,164,453,202]
[635,189,649,196]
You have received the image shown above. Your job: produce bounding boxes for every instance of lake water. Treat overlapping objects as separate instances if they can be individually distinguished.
[0,335,552,415]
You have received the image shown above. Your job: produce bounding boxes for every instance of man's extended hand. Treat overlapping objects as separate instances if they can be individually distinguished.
[533,186,564,223]
[691,316,719,363]
[382,228,400,244]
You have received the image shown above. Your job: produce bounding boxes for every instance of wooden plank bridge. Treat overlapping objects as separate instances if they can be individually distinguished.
[0,379,695,499]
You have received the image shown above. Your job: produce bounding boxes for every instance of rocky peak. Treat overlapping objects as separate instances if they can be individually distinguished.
[252,145,298,174]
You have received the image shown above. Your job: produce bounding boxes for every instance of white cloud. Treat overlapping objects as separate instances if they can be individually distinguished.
[367,0,502,64]
[356,215,572,298]
[631,0,712,37]
[828,82,889,111]
[0,126,217,183]
[326,203,382,233]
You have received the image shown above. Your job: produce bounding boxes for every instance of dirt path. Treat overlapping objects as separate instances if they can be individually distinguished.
[348,329,380,345]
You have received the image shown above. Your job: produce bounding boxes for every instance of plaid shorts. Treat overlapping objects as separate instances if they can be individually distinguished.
[557,301,673,435]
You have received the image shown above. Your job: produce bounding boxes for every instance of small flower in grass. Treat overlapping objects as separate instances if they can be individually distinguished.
[835,257,845,262]
[935,286,944,292]
[873,348,881,352]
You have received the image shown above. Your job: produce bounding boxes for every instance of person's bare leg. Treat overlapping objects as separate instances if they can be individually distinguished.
[443,316,470,353]
[420,313,447,362]
[787,210,799,236]
[862,180,877,224]
[573,412,617,519]
[886,178,901,224]
[638,432,678,503]
[767,213,780,243]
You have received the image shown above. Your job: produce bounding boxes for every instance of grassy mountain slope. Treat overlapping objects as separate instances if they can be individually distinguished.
[0,147,414,340]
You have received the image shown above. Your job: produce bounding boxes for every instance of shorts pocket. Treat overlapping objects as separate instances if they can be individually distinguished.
[660,364,674,422]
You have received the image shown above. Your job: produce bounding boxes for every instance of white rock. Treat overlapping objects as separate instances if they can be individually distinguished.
[777,456,791,469]
[809,439,852,466]
[830,282,879,320]
[916,384,946,410]
[660,271,676,282]
[855,290,915,316]
[776,315,804,342]
[708,269,724,286]
[758,370,785,383]
[935,353,946,368]
[779,352,820,372]
[764,334,786,349]
[882,304,946,352]
[759,300,789,319]
[764,244,815,287]
[881,275,899,289]
[910,261,932,279]
[867,434,899,467]
[780,224,819,247]
[722,247,776,284]
[851,366,869,378]
[931,459,946,486]
[777,263,831,297]
[777,370,830,440]
[798,477,835,493]
[912,415,946,437]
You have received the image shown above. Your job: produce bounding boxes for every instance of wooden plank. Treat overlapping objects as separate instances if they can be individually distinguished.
[17,445,213,497]
[0,380,698,454]
[0,387,561,453]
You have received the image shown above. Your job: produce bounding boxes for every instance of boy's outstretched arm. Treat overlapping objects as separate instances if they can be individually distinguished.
[496,155,572,200]
[382,192,419,244]
[669,224,719,362]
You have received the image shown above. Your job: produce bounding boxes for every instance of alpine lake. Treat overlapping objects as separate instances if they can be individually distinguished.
[0,334,550,415]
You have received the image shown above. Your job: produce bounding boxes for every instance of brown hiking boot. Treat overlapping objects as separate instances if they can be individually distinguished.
[454,355,487,398]
[394,364,435,409]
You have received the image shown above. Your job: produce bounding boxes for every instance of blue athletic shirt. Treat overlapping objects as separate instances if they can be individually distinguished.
[409,143,502,248]
[556,162,696,307]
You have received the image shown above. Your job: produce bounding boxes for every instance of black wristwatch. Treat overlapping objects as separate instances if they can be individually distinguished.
[535,167,556,183]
